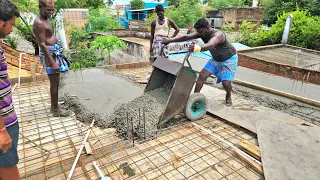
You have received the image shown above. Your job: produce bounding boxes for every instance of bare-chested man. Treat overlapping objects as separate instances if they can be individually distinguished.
[33,0,70,116]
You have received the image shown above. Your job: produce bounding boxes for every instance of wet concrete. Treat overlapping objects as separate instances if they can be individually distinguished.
[59,68,144,125]
[207,76,320,125]
[244,47,320,67]
[170,55,320,101]
[107,76,174,139]
[60,68,175,140]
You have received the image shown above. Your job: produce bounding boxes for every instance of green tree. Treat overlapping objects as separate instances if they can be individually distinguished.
[210,0,245,8]
[261,0,320,25]
[147,0,204,29]
[242,10,320,50]
[88,8,120,32]
[130,0,144,10]
[90,36,127,65]
[166,0,180,7]
[69,27,91,49]
[82,0,105,9]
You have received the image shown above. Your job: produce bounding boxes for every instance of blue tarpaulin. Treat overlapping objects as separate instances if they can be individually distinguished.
[168,43,250,59]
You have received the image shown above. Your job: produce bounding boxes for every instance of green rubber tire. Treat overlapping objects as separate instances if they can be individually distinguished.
[184,93,208,121]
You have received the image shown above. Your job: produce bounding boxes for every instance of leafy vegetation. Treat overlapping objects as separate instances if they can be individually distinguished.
[4,35,18,49]
[13,0,111,55]
[90,36,127,65]
[69,27,91,49]
[240,10,320,50]
[88,8,120,32]
[130,0,144,10]
[147,0,205,29]
[260,0,320,25]
[68,48,103,70]
[210,0,246,8]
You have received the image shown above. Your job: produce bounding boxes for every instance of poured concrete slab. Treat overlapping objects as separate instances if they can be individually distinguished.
[256,120,320,180]
[201,85,305,133]
[60,68,144,117]
[171,56,320,101]
[242,46,320,67]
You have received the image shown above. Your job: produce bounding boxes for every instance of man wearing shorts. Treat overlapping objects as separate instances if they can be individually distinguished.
[163,18,238,106]
[0,1,21,179]
[33,0,70,117]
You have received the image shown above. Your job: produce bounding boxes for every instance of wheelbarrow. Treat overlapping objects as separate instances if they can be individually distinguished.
[145,52,208,128]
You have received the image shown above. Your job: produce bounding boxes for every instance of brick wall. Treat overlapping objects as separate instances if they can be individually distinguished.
[238,53,320,85]
[1,43,44,74]
[61,9,89,48]
[219,7,264,30]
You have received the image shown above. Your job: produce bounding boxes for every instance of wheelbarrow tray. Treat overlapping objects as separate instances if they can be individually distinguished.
[145,56,197,128]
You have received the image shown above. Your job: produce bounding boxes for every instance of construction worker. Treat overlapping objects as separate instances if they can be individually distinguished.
[0,1,21,179]
[33,0,70,117]
[150,5,179,62]
[163,18,238,106]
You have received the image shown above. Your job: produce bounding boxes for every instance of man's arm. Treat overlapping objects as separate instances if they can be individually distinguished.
[33,19,59,72]
[199,31,224,51]
[0,115,12,153]
[163,32,199,44]
[0,51,12,153]
[150,20,156,55]
[168,18,179,38]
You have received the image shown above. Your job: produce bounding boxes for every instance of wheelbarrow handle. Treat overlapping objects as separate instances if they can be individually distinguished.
[182,51,193,70]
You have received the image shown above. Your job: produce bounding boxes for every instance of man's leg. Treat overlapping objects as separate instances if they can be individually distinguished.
[48,73,70,116]
[48,73,60,112]
[194,69,211,93]
[222,80,233,106]
[0,166,20,180]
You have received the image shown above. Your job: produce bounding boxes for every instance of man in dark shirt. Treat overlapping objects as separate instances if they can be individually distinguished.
[163,18,238,106]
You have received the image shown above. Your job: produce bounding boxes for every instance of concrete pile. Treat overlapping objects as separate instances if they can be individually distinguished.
[108,76,175,139]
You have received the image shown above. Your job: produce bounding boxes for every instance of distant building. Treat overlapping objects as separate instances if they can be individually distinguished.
[207,7,264,30]
[124,2,169,31]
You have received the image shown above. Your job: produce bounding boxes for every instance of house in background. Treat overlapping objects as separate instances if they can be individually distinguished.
[125,2,169,31]
[207,7,264,30]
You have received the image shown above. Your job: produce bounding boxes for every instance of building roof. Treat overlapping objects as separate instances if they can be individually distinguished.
[126,6,169,12]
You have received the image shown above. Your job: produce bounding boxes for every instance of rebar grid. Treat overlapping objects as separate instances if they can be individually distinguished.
[14,81,262,180]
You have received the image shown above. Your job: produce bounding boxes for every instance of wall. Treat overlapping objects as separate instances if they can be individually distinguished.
[238,45,320,85]
[61,9,89,49]
[109,41,149,64]
[1,43,44,74]
[93,31,151,39]
[219,7,264,30]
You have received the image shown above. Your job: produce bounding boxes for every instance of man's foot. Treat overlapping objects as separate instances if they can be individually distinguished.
[226,99,233,107]
[51,108,71,117]
[226,94,233,107]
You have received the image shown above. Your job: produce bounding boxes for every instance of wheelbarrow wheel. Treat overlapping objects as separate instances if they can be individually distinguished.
[184,93,208,121]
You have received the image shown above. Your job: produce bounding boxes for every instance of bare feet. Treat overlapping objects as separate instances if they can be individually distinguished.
[51,108,71,117]
[226,94,233,107]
